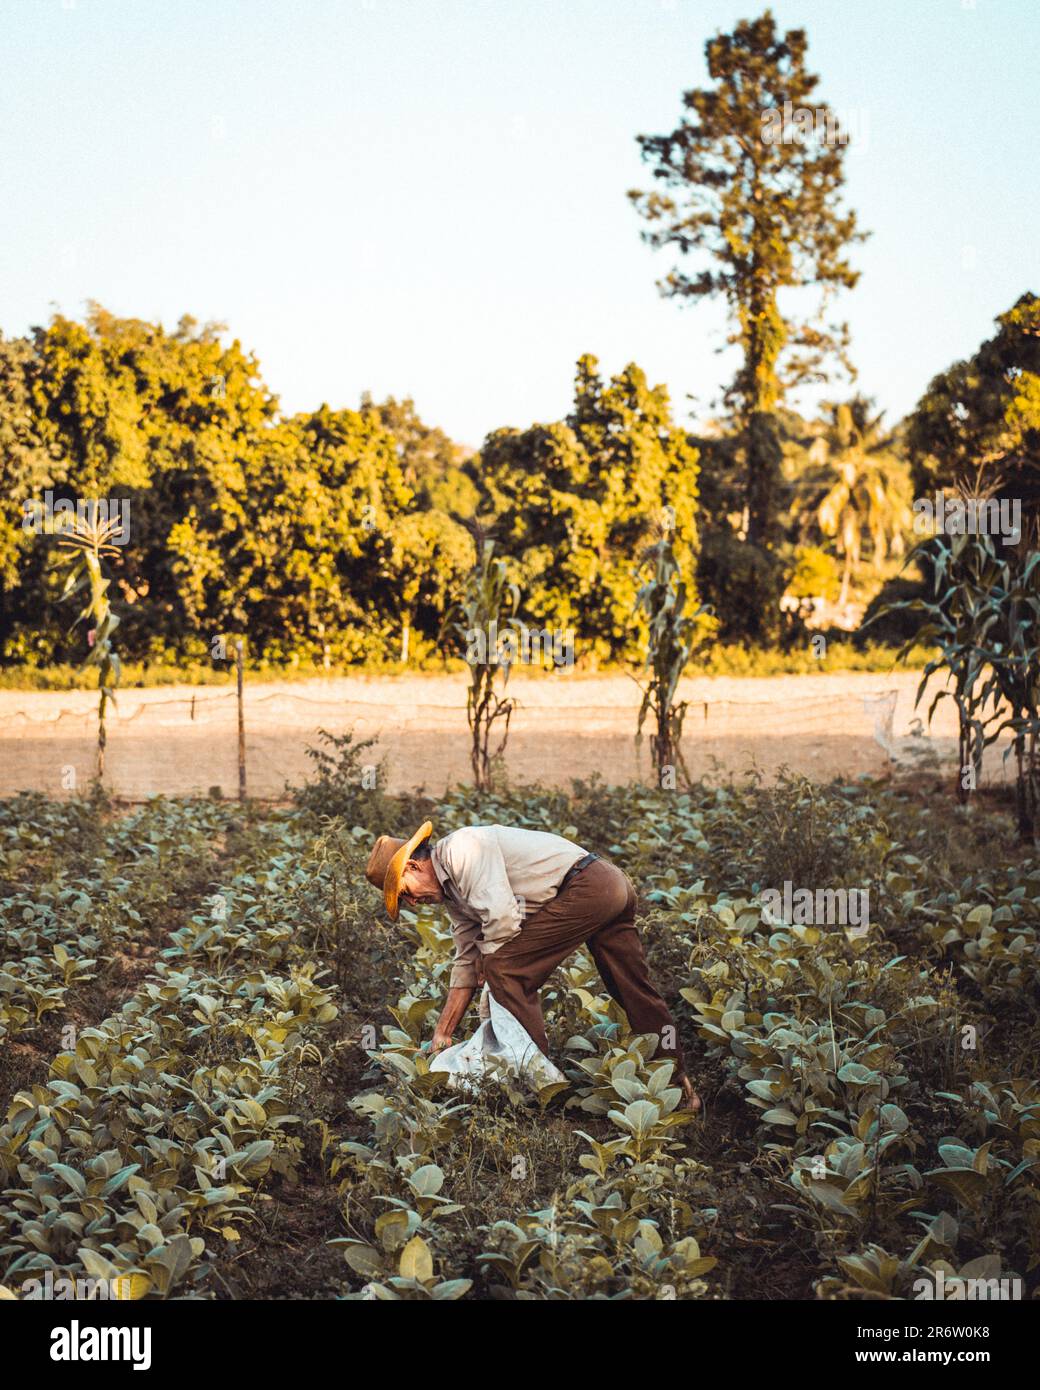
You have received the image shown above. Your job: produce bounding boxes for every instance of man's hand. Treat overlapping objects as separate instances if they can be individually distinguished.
[679,1074,702,1115]
[428,986,474,1055]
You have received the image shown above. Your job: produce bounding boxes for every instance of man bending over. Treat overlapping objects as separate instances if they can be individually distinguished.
[366,819,700,1112]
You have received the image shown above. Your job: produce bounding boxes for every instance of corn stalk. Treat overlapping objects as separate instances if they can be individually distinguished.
[883,528,1040,838]
[974,550,1040,840]
[449,535,520,792]
[633,536,710,790]
[55,508,123,782]
[889,532,1001,804]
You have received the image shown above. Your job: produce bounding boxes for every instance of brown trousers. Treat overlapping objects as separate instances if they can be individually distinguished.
[482,858,687,1077]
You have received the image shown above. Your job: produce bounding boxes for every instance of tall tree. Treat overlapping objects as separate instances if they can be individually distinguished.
[479,354,701,662]
[908,292,1040,542]
[27,305,279,658]
[381,510,475,664]
[360,393,479,517]
[629,9,865,547]
[168,405,414,664]
[0,334,60,658]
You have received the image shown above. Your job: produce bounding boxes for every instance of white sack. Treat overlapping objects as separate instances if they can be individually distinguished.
[430,984,565,1092]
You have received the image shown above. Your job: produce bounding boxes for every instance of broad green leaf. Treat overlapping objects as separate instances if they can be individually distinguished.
[407,1165,444,1197]
[399,1235,434,1282]
[343,1244,383,1277]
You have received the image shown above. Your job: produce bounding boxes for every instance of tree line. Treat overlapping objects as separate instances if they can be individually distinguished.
[1,10,1037,678]
[2,288,1034,673]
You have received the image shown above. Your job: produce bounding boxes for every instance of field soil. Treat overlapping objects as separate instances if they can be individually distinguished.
[0,669,1007,800]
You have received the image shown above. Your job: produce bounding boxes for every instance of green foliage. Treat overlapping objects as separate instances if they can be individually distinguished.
[859,574,929,647]
[478,355,700,662]
[888,534,1000,807]
[0,797,224,1056]
[3,302,953,667]
[0,796,345,1298]
[2,773,1039,1300]
[168,403,413,665]
[360,393,479,517]
[293,728,389,829]
[798,398,912,604]
[696,527,793,646]
[383,510,475,664]
[882,529,1040,837]
[0,335,55,617]
[0,308,477,668]
[787,545,841,602]
[908,293,1040,541]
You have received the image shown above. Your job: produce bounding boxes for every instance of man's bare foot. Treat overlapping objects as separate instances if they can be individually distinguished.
[679,1074,702,1114]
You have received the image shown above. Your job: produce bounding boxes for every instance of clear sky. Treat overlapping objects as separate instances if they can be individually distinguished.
[1,0,1037,448]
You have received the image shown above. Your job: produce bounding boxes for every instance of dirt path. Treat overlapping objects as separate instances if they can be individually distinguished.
[0,669,1002,800]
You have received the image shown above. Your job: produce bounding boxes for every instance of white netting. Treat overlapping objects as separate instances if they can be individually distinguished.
[0,672,1003,800]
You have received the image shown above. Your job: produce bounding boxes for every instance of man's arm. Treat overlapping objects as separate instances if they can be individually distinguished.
[431,955,486,1051]
[447,915,482,990]
[431,984,475,1051]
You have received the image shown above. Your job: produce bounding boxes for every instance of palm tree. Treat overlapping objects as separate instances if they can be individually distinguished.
[804,398,913,606]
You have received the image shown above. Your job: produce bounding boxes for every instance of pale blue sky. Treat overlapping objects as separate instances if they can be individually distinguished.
[1,0,1037,447]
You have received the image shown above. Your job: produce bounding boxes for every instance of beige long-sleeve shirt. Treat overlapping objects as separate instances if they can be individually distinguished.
[431,825,587,989]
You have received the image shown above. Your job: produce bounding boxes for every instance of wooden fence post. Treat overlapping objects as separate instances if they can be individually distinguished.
[236,638,246,801]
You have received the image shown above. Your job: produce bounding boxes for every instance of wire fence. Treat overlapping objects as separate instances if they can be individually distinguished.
[0,674,1000,801]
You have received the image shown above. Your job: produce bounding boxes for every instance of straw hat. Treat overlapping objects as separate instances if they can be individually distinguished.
[365,820,434,920]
